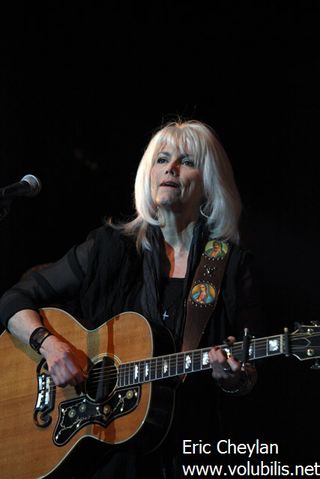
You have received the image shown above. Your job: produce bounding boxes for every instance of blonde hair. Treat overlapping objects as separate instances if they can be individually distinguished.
[119,120,242,250]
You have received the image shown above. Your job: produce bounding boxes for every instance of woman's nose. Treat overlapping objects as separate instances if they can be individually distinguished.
[165,161,179,176]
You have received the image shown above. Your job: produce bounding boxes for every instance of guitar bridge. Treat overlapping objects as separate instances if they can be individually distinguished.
[33,359,55,427]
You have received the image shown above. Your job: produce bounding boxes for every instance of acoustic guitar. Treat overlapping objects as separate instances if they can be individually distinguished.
[0,307,319,478]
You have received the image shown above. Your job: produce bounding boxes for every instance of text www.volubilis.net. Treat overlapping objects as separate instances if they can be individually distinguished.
[182,460,320,477]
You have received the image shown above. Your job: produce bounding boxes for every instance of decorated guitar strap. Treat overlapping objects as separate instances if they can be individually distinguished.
[181,239,230,352]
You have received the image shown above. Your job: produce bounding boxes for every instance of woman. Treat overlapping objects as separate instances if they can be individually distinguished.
[0,120,260,478]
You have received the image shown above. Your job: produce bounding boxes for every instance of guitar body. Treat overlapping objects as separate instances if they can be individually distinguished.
[2,308,319,478]
[0,308,176,479]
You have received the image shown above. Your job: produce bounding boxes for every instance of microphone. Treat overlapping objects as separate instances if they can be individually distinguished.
[0,174,42,200]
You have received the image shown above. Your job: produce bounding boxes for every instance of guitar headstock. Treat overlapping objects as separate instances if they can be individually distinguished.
[290,323,320,367]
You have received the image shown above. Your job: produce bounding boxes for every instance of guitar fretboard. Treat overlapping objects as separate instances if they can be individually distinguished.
[118,334,284,387]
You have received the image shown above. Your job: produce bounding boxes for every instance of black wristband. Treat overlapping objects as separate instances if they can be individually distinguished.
[29,326,52,353]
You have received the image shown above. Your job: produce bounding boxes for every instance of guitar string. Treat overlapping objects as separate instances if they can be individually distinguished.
[43,342,317,392]
[68,334,319,379]
[46,351,317,395]
[42,334,318,384]
[61,332,318,381]
[65,338,318,378]
[50,343,310,384]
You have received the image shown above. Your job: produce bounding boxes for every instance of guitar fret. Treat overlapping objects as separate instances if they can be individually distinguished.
[280,335,284,354]
[138,361,144,383]
[129,363,135,385]
[123,364,127,385]
[156,357,163,379]
[249,340,255,359]
[201,350,210,369]
[133,363,138,383]
[150,358,156,381]
[119,333,288,388]
[149,359,154,380]
[162,356,169,377]
[123,364,127,386]
[193,351,202,371]
[169,354,177,376]
[144,361,150,381]
[118,365,122,387]
[184,353,192,372]
[255,338,266,359]
[123,363,129,387]
[177,353,185,375]
[119,365,124,387]
[122,364,125,386]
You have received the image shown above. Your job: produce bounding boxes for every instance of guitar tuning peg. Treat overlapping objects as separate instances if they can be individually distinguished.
[310,359,320,370]
[311,321,320,326]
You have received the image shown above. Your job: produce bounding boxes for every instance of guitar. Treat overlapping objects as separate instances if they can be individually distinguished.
[0,307,319,479]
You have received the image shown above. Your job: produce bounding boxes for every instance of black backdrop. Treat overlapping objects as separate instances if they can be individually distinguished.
[1,2,319,470]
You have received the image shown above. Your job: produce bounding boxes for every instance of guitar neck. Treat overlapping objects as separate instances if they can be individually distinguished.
[118,333,284,388]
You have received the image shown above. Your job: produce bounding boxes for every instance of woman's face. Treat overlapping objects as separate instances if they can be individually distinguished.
[150,143,204,215]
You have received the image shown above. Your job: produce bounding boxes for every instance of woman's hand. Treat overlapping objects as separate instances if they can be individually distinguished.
[208,336,257,394]
[40,335,87,387]
[208,336,241,379]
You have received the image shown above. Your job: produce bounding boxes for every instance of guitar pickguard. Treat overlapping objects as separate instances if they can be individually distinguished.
[53,386,141,446]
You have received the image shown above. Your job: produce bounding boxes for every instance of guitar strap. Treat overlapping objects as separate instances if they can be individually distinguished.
[181,239,230,352]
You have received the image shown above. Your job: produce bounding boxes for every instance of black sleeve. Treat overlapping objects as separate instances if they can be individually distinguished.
[0,236,94,329]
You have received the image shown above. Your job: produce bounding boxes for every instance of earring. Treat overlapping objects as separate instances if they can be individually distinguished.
[200,203,209,218]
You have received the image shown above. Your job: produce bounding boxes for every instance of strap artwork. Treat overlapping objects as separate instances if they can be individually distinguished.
[182,239,230,352]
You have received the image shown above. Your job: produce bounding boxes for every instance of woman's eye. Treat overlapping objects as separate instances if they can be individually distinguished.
[156,156,168,164]
[182,158,195,167]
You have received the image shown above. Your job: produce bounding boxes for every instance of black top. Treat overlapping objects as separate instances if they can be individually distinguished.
[0,222,263,478]
[160,277,184,337]
[0,223,262,344]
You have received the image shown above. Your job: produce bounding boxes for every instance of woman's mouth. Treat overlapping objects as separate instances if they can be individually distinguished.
[160,181,180,188]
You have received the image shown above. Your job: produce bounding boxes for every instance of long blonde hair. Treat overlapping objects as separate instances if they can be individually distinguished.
[119,120,242,250]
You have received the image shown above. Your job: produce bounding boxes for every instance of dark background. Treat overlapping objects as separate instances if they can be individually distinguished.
[1,1,319,468]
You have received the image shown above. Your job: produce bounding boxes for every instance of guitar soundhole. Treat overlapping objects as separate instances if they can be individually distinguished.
[85,355,118,403]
